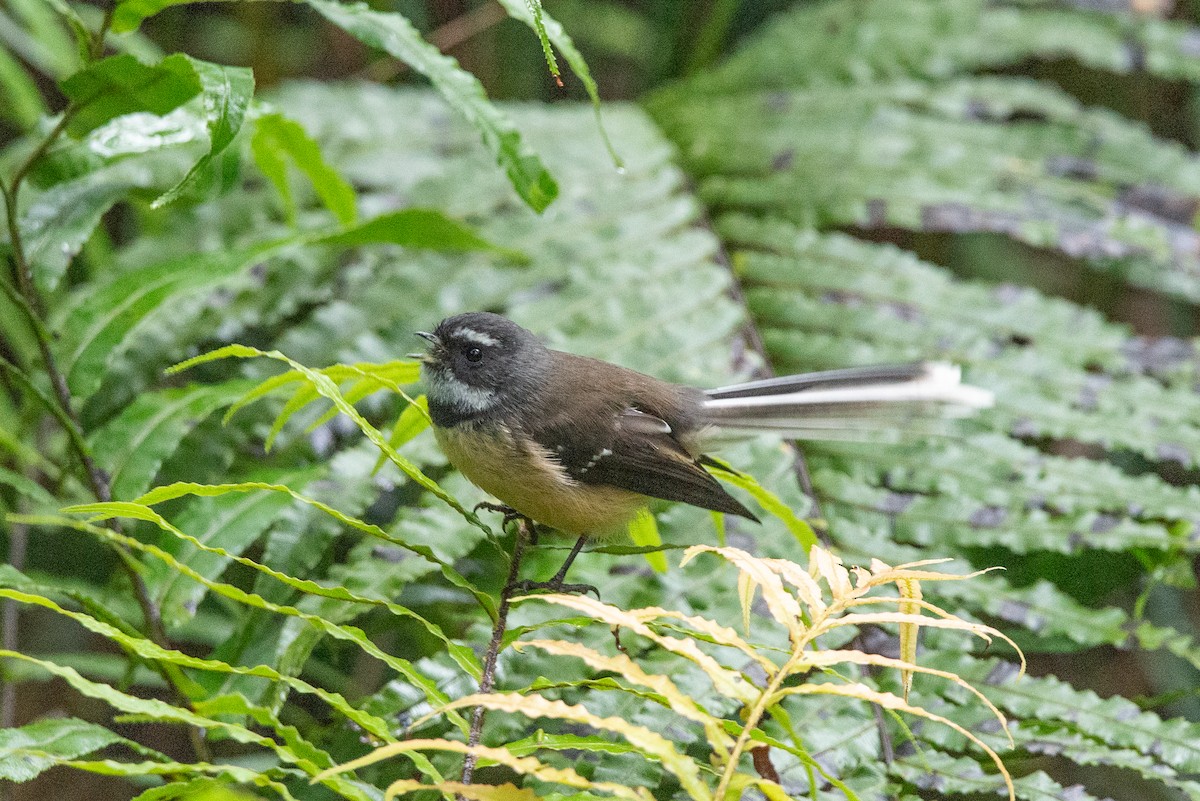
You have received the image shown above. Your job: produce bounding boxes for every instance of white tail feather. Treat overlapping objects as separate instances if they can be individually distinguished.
[700,362,992,439]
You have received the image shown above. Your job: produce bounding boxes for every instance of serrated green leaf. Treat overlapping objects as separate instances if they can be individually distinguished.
[168,345,482,525]
[61,53,203,136]
[55,237,299,400]
[146,468,321,627]
[250,112,356,228]
[88,381,254,500]
[306,0,558,212]
[0,648,375,801]
[704,456,817,550]
[372,395,430,475]
[13,513,466,737]
[128,479,492,625]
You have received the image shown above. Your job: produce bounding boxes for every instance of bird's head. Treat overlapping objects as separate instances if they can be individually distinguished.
[414,312,549,425]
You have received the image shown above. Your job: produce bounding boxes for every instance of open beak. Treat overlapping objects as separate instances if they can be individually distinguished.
[409,331,441,363]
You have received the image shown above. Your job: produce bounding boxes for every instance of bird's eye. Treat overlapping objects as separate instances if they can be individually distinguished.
[465,346,483,363]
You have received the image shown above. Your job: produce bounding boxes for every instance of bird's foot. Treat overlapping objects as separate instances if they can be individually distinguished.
[473,502,535,536]
[510,578,600,599]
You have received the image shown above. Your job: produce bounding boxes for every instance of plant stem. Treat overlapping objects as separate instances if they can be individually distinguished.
[460,518,529,787]
[2,103,208,761]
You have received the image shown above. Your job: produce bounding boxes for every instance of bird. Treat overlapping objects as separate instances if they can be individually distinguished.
[414,311,992,587]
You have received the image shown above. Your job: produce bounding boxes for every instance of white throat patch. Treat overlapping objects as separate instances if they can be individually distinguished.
[424,367,498,413]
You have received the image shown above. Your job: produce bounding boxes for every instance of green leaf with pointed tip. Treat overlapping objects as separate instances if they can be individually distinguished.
[60,53,202,136]
[0,648,375,801]
[152,59,255,208]
[0,45,47,127]
[129,480,492,623]
[169,345,479,523]
[705,456,817,549]
[627,507,666,573]
[313,208,526,261]
[306,0,558,212]
[250,112,356,228]
[0,466,57,509]
[32,510,471,730]
[0,718,129,782]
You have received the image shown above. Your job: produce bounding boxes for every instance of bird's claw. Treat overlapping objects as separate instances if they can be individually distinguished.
[472,502,535,535]
[510,579,600,599]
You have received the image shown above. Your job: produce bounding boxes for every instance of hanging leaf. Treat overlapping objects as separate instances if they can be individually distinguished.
[305,0,559,212]
[152,59,255,208]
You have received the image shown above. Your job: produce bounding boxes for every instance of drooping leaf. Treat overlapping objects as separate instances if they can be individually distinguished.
[152,58,255,208]
[249,112,357,228]
[60,53,203,137]
[627,507,666,573]
[306,0,559,212]
[0,648,376,801]
[111,0,199,34]
[495,0,622,169]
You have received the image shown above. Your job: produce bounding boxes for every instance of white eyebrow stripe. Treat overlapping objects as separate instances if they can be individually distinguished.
[456,328,500,346]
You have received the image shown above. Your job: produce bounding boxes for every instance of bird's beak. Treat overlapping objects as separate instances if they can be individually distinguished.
[410,331,442,363]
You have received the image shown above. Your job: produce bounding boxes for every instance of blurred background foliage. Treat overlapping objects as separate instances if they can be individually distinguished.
[7,0,1200,800]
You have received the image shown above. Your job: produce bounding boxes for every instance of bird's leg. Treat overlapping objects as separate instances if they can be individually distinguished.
[513,535,597,597]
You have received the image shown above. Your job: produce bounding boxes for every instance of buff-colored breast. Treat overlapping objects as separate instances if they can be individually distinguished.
[434,422,644,538]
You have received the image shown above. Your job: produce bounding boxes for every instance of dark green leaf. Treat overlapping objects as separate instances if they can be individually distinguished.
[54,236,301,400]
[23,179,131,293]
[60,53,203,136]
[111,0,196,34]
[88,381,254,500]
[0,466,58,509]
[306,0,559,212]
[152,58,255,208]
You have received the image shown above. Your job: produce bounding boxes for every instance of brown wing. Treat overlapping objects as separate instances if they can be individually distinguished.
[530,406,759,521]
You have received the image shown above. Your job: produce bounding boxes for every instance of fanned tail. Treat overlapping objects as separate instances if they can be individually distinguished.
[701,363,992,439]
